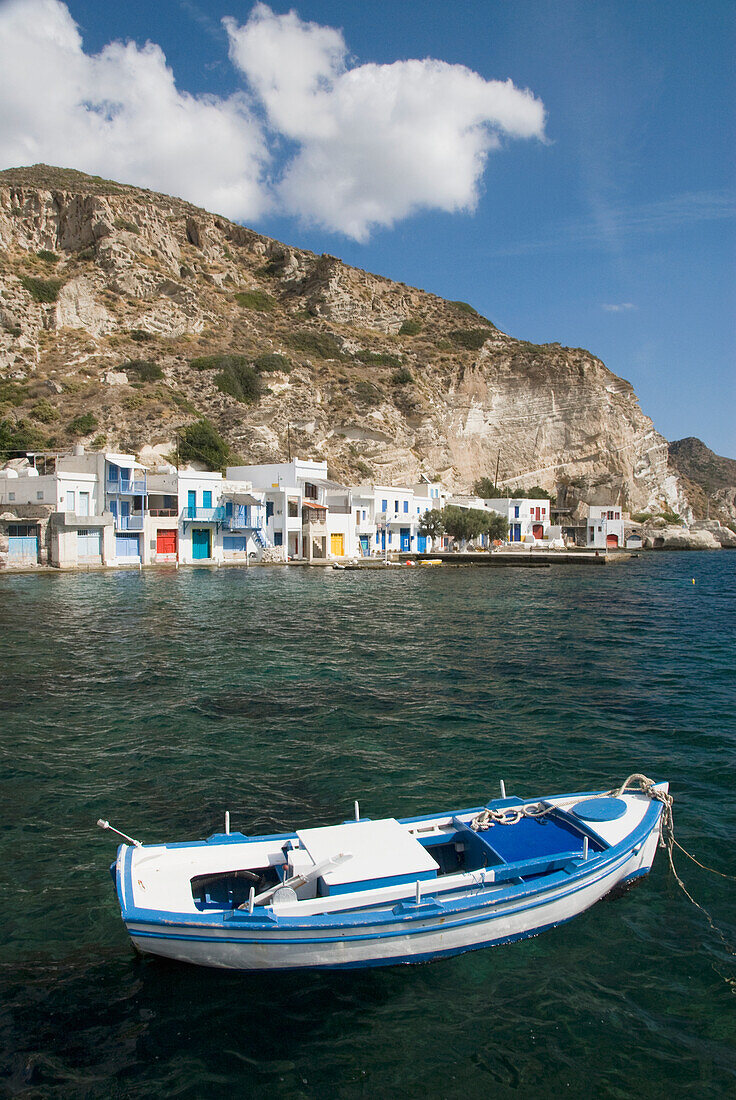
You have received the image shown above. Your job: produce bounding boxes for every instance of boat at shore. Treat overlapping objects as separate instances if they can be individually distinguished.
[103,776,669,972]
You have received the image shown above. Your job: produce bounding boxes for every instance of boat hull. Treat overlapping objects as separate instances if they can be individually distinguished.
[122,822,661,971]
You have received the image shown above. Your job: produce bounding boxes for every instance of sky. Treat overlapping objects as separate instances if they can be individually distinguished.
[0,0,734,456]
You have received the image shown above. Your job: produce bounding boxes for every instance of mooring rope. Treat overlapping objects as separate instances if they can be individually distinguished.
[473,773,735,989]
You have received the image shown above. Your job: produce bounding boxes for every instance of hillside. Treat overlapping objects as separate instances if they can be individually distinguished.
[0,164,688,512]
[668,437,736,526]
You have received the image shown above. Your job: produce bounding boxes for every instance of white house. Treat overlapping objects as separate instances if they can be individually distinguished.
[587,505,625,549]
[226,459,356,560]
[0,455,115,567]
[485,498,552,543]
[145,467,266,565]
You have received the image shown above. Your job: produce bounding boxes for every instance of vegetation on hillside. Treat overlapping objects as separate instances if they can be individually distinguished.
[176,420,231,470]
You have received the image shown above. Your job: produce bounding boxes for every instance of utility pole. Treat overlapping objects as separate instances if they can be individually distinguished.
[287,423,292,462]
[494,451,500,494]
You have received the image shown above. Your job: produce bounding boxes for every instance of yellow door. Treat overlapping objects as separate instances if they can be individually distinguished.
[330,533,344,556]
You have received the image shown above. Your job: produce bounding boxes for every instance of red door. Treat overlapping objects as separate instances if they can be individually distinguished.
[533,524,544,539]
[606,533,619,548]
[157,529,177,554]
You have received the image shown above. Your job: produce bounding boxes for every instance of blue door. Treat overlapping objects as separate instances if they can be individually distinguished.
[115,534,140,559]
[120,500,130,529]
[188,490,196,518]
[202,490,212,509]
[8,536,38,561]
[400,528,411,552]
[511,523,521,542]
[77,530,102,561]
[192,528,211,559]
[359,535,369,556]
[417,535,427,553]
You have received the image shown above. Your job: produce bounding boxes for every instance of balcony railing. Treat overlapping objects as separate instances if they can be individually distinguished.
[149,508,178,517]
[115,514,144,531]
[181,507,219,522]
[107,478,147,494]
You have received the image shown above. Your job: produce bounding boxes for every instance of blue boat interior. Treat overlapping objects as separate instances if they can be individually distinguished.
[190,806,607,911]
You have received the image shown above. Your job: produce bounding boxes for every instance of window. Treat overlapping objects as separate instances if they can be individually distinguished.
[304,482,318,500]
[9,524,37,537]
[8,492,15,501]
[274,531,283,546]
[394,500,399,513]
[382,499,387,513]
[514,505,520,518]
[202,490,212,509]
[36,491,44,501]
[266,501,274,520]
[403,500,409,513]
[288,499,298,518]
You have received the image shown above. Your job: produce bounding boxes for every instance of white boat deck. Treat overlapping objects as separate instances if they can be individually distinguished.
[297,818,439,892]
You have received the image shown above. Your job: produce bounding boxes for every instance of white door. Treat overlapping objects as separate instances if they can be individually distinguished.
[66,490,76,512]
[78,491,90,516]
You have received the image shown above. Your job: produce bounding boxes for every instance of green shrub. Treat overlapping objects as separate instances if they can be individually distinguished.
[234,289,276,312]
[36,249,58,263]
[122,359,164,382]
[660,510,682,524]
[114,217,140,234]
[285,330,346,360]
[399,319,422,336]
[254,352,291,373]
[450,301,478,316]
[449,328,490,351]
[19,275,64,303]
[0,417,47,455]
[67,412,98,436]
[177,419,230,470]
[357,350,403,369]
[353,381,382,406]
[391,367,414,385]
[91,434,107,450]
[3,322,22,338]
[129,328,155,343]
[631,512,652,524]
[30,399,58,423]
[0,381,28,406]
[215,361,264,404]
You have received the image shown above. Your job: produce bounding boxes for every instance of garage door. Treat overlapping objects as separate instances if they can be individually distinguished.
[77,529,102,561]
[330,533,344,556]
[115,534,141,560]
[606,533,619,548]
[8,529,38,562]
[223,535,247,552]
[156,529,177,555]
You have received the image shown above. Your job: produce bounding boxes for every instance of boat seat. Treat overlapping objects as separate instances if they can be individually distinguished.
[451,817,506,868]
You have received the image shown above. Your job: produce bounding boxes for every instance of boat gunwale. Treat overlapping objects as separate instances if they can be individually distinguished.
[117,795,663,935]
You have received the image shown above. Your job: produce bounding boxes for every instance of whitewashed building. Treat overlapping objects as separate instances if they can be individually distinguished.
[587,505,625,549]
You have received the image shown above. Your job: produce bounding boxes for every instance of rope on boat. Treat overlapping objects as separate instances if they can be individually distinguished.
[475,772,735,988]
[611,774,735,990]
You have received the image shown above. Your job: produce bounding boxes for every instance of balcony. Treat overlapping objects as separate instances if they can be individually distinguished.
[149,508,178,517]
[107,477,147,495]
[115,514,144,531]
[181,507,219,522]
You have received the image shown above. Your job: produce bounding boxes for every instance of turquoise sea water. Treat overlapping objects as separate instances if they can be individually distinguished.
[0,553,734,1097]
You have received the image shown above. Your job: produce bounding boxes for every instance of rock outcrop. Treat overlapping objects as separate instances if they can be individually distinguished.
[0,164,711,514]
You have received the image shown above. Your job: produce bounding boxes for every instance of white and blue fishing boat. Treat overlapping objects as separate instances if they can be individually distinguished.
[102,775,670,971]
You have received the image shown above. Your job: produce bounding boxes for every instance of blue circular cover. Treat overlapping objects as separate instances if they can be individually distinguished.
[572,797,628,822]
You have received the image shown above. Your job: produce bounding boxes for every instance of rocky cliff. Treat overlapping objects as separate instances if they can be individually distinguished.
[0,165,692,512]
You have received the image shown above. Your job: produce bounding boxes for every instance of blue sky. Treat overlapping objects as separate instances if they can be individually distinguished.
[1,0,734,456]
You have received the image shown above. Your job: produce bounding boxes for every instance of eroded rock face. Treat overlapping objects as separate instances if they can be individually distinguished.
[0,166,704,514]
[55,277,113,337]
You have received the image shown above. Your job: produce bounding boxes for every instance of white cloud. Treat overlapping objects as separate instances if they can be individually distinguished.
[0,0,546,239]
[0,0,270,219]
[226,4,546,239]
[602,302,636,312]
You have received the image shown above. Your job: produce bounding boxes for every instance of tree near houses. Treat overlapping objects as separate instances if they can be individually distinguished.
[418,508,445,540]
[439,505,507,544]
